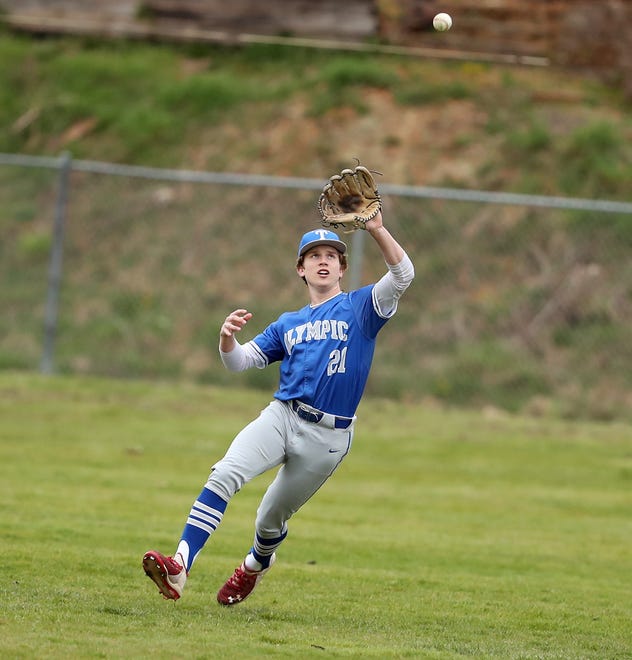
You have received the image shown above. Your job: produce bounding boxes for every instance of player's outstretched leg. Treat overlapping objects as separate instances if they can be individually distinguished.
[142,550,187,600]
[217,553,276,606]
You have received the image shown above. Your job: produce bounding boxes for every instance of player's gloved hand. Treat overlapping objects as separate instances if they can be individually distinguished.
[318,164,382,233]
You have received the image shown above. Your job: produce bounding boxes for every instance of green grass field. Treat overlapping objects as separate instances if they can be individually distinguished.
[1,371,631,658]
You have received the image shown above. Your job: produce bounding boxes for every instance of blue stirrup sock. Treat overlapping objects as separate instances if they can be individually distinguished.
[248,526,288,570]
[176,487,227,572]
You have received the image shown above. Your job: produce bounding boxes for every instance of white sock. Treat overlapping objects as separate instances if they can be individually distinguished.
[175,542,189,570]
[244,553,263,572]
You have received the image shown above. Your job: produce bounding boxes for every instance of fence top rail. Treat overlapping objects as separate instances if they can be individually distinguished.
[2,151,632,215]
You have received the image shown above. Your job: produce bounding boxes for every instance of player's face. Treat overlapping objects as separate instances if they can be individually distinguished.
[297,246,345,288]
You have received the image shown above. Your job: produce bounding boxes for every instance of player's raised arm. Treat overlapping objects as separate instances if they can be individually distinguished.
[365,210,415,317]
[364,211,407,266]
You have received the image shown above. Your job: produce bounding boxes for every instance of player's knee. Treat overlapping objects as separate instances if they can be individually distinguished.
[255,518,289,542]
[206,465,243,501]
[255,506,292,536]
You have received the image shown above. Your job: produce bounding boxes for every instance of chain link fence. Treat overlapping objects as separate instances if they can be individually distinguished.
[2,152,632,422]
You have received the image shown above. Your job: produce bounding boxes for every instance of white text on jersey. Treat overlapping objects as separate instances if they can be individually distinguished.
[283,320,349,354]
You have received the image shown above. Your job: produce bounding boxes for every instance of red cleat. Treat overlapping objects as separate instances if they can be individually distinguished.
[217,554,275,606]
[142,550,187,600]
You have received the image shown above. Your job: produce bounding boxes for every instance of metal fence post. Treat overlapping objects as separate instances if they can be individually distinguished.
[348,229,366,290]
[40,151,72,375]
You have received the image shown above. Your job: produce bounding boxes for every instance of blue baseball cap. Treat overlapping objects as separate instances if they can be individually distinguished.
[297,229,347,258]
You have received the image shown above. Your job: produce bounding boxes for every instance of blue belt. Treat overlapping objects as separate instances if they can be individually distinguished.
[290,400,353,430]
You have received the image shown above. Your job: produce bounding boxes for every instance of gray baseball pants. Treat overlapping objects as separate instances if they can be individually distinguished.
[207,399,354,539]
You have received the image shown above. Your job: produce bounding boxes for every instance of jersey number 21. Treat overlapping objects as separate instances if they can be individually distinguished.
[327,347,348,376]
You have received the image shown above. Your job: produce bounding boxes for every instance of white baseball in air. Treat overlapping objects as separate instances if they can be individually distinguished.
[433,12,453,32]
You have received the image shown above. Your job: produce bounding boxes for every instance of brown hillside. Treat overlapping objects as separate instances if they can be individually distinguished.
[3,0,632,95]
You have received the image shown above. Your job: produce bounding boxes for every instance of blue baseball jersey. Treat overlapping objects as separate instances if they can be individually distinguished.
[251,285,389,418]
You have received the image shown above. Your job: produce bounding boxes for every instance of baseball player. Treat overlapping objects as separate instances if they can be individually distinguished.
[143,209,414,606]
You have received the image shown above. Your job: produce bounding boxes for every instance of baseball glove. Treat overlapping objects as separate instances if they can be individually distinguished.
[317,165,382,232]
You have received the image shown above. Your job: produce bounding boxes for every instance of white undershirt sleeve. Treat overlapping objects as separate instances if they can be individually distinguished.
[219,339,268,371]
[372,252,415,318]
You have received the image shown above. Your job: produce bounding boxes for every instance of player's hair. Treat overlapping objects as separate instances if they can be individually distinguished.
[296,252,348,285]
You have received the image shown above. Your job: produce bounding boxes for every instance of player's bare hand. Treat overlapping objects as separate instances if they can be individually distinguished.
[365,210,384,233]
[221,309,253,338]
